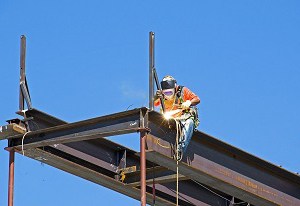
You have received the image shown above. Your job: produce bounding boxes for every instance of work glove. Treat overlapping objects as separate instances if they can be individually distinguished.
[154,90,163,100]
[181,100,191,110]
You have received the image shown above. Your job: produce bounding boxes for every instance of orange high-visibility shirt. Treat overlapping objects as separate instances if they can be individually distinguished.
[154,86,200,117]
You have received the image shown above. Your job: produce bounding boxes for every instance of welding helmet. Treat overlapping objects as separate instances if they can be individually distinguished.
[161,75,176,100]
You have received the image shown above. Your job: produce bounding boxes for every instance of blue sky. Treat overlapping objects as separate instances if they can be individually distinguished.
[1,1,300,205]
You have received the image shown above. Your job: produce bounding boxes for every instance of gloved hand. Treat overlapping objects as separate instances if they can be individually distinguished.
[154,90,163,100]
[181,100,191,110]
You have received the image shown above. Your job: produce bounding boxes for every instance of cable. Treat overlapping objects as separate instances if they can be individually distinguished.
[21,131,30,156]
[191,179,249,205]
[176,120,179,206]
[126,104,133,111]
[165,187,197,206]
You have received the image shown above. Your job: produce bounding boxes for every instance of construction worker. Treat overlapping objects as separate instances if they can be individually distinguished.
[154,75,200,160]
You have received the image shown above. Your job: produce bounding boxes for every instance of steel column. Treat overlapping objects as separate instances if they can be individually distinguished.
[140,130,147,206]
[149,31,155,110]
[8,149,15,206]
[19,35,26,111]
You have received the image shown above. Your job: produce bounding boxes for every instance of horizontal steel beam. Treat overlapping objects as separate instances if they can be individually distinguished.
[5,107,227,205]
[15,147,173,206]
[11,139,229,206]
[8,108,147,149]
[4,107,300,205]
[147,111,300,206]
[126,166,187,187]
[0,123,26,140]
[147,181,232,206]
[16,108,67,129]
[48,140,230,205]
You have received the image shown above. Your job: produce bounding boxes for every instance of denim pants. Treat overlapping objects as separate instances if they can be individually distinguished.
[178,117,195,153]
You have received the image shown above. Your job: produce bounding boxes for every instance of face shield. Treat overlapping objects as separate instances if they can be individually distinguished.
[162,88,175,100]
[161,79,176,90]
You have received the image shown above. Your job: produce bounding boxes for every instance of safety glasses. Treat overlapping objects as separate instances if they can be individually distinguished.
[163,89,174,96]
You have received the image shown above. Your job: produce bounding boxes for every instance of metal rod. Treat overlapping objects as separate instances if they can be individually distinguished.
[20,82,32,109]
[8,149,15,206]
[19,35,26,111]
[149,32,155,110]
[153,68,166,112]
[140,130,146,206]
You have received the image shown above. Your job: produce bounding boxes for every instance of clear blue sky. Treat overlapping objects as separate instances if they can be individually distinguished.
[1,1,300,205]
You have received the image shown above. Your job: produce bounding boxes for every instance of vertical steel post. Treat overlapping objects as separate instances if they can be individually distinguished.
[19,35,26,111]
[153,68,166,113]
[8,149,15,206]
[140,130,147,206]
[149,32,155,110]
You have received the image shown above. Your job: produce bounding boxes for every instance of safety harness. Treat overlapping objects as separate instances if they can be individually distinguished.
[175,85,200,128]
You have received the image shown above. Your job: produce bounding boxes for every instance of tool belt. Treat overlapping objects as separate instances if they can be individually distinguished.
[178,106,200,128]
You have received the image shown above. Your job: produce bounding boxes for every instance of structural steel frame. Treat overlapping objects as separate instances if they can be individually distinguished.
[3,107,300,205]
[1,33,300,206]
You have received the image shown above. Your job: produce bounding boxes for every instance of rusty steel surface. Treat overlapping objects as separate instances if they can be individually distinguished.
[16,147,175,206]
[4,107,300,205]
[140,131,147,206]
[12,138,230,206]
[11,140,220,205]
[8,149,15,206]
[146,110,300,206]
[125,166,187,186]
[8,108,146,149]
[5,108,227,205]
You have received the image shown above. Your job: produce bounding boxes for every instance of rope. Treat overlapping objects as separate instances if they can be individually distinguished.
[21,131,30,156]
[156,138,171,149]
[152,164,156,206]
[175,119,183,206]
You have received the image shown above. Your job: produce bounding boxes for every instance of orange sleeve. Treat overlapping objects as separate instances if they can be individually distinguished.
[183,87,200,103]
[154,98,161,107]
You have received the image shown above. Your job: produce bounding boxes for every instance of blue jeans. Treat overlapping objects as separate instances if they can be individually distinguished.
[179,118,195,153]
